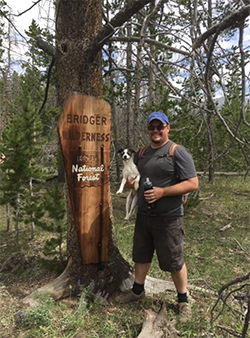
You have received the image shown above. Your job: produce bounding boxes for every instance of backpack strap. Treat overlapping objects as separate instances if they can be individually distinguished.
[139,142,180,158]
[138,145,150,158]
[169,142,189,205]
[169,142,181,157]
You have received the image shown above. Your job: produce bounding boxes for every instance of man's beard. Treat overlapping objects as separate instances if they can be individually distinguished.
[151,138,161,145]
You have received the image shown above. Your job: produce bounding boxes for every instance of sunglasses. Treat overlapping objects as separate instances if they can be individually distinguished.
[147,124,167,131]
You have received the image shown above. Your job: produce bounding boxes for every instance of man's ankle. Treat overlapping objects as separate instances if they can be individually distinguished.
[132,282,144,295]
[177,292,188,303]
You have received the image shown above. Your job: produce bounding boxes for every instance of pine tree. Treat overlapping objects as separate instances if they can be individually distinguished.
[0,99,47,244]
[41,181,67,266]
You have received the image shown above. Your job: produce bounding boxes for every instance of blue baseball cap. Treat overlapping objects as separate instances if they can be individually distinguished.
[147,112,169,125]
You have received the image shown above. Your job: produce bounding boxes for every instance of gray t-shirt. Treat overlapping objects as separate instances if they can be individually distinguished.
[134,140,197,217]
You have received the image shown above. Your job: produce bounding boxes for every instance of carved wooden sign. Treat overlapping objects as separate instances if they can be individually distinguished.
[58,94,111,264]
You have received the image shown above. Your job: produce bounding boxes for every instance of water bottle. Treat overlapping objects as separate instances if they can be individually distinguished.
[143,177,155,209]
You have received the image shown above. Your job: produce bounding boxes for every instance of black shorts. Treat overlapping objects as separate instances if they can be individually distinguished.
[132,213,184,272]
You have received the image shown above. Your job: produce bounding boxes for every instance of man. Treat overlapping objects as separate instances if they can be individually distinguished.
[116,111,199,323]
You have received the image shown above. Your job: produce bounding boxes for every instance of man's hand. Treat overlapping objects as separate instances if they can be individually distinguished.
[144,177,199,203]
[144,187,164,204]
[125,177,137,189]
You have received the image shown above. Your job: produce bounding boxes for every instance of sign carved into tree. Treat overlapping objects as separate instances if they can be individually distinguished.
[58,94,111,264]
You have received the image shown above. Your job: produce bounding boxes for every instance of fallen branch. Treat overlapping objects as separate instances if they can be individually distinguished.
[211,272,250,338]
[137,303,180,338]
[197,171,248,176]
[120,274,215,296]
[219,223,232,232]
[234,238,250,258]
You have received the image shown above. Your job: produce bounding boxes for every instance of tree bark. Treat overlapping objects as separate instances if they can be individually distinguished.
[55,0,132,296]
[23,0,132,304]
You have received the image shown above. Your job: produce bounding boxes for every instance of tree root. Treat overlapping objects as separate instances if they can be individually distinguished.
[23,257,74,306]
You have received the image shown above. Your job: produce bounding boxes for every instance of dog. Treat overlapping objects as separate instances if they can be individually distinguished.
[116,148,140,221]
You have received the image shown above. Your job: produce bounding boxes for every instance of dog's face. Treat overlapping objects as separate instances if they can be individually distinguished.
[117,148,135,161]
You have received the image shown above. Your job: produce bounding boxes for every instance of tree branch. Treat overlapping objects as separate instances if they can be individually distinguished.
[36,37,56,113]
[86,0,153,60]
[0,10,27,41]
[110,36,190,56]
[13,0,42,17]
[38,58,55,114]
[192,4,250,50]
[37,36,56,57]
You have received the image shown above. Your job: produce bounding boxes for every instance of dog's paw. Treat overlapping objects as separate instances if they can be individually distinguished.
[116,190,122,195]
[124,216,130,221]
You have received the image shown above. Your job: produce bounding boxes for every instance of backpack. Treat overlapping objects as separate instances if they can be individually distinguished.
[137,142,189,205]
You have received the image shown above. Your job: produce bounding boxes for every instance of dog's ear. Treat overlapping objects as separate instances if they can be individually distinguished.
[117,149,123,154]
[129,149,136,154]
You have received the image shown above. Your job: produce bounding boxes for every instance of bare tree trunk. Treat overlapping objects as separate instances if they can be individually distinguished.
[0,22,11,134]
[126,21,134,148]
[112,103,121,183]
[107,40,120,183]
[134,45,142,148]
[29,178,35,240]
[148,1,156,105]
[206,0,215,184]
[14,194,20,247]
[207,110,215,183]
[6,204,10,232]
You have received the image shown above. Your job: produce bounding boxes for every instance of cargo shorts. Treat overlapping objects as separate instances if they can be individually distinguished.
[132,213,184,272]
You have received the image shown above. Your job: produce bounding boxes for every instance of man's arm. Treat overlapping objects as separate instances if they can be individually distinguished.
[144,176,199,204]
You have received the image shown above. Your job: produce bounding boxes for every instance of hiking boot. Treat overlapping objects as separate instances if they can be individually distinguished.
[115,290,145,304]
[179,302,192,322]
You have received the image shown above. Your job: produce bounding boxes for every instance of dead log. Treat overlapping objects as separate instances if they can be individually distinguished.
[120,274,215,296]
[137,303,180,338]
[197,171,247,176]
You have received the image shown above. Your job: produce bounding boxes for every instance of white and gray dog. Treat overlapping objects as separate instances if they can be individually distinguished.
[116,148,140,221]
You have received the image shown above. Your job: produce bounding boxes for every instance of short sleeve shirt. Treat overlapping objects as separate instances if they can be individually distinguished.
[134,140,197,217]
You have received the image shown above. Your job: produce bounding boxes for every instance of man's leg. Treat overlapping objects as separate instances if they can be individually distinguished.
[115,263,150,303]
[171,263,191,322]
[134,262,151,284]
[116,213,152,303]
[171,263,187,293]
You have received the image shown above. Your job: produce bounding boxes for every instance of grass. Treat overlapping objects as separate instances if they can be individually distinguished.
[0,175,250,337]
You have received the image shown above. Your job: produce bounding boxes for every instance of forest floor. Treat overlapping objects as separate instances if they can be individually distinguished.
[0,241,61,338]
[0,176,250,338]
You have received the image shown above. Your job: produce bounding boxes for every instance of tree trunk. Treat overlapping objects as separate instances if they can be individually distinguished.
[206,0,215,184]
[107,41,120,183]
[24,0,131,304]
[126,21,134,149]
[148,1,156,105]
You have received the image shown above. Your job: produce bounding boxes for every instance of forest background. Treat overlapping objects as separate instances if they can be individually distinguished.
[0,0,250,337]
